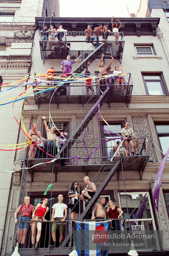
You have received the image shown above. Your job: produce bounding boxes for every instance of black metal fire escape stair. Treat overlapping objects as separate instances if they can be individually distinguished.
[54,83,111,162]
[61,159,121,247]
[73,42,105,73]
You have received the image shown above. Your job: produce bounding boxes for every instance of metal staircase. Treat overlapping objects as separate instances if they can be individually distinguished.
[54,82,111,162]
[61,159,121,247]
[73,42,105,73]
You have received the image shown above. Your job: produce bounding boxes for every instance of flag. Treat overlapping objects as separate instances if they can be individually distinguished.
[73,220,111,256]
[132,196,148,226]
[153,148,169,211]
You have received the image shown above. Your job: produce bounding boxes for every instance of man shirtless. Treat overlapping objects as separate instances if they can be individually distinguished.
[42,116,56,156]
[28,124,38,159]
[98,54,114,85]
[81,176,97,201]
[93,24,102,47]
[85,25,93,42]
[91,197,106,220]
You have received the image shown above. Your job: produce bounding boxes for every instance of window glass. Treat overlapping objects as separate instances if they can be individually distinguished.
[143,74,166,95]
[155,124,169,156]
[136,46,153,55]
[103,124,122,160]
[156,125,169,134]
[146,81,163,95]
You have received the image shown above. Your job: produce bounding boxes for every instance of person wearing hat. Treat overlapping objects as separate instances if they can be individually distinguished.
[31,198,49,249]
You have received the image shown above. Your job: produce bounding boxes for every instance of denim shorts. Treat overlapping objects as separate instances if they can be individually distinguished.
[18,216,31,230]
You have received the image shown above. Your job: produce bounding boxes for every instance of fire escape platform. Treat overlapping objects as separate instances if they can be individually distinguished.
[33,84,133,106]
[26,155,149,181]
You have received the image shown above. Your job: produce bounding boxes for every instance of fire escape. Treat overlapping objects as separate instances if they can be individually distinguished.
[11,17,162,256]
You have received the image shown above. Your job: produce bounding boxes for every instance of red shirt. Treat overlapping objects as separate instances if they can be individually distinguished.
[35,204,47,218]
[20,204,34,217]
[107,206,119,219]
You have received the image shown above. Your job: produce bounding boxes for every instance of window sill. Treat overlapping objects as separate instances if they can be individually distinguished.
[133,55,162,60]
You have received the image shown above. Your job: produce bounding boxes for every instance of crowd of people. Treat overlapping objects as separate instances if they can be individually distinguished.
[40,17,122,46]
[40,24,67,42]
[85,17,122,46]
[27,119,137,160]
[14,176,123,249]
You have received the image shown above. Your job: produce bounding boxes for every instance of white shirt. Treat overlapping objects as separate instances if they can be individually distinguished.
[113,27,119,33]
[52,203,67,218]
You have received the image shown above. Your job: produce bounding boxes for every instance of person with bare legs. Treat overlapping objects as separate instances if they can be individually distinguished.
[121,122,137,156]
[111,16,122,44]
[31,198,48,249]
[113,65,124,85]
[14,196,34,248]
[68,181,80,220]
[85,61,94,96]
[91,197,106,220]
[98,54,114,85]
[51,195,68,247]
[28,124,38,159]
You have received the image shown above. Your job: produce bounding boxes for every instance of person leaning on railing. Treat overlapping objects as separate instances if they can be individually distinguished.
[42,116,57,157]
[50,195,68,247]
[14,196,34,248]
[106,199,123,230]
[121,122,137,156]
[40,24,49,41]
[85,25,93,43]
[31,198,49,249]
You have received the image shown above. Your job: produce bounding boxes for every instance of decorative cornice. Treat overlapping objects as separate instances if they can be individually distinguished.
[0,60,31,68]
[130,95,169,104]
[0,23,35,31]
[22,108,169,117]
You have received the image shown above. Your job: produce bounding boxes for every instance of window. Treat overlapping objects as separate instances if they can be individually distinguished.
[0,45,6,56]
[0,14,14,22]
[155,124,169,154]
[119,192,156,233]
[163,191,169,216]
[135,45,155,55]
[102,123,122,160]
[164,11,169,22]
[142,74,167,95]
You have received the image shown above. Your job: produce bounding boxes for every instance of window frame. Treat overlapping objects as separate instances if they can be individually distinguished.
[163,190,169,218]
[142,73,168,96]
[0,13,14,22]
[134,44,156,56]
[155,122,169,155]
[101,122,123,161]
